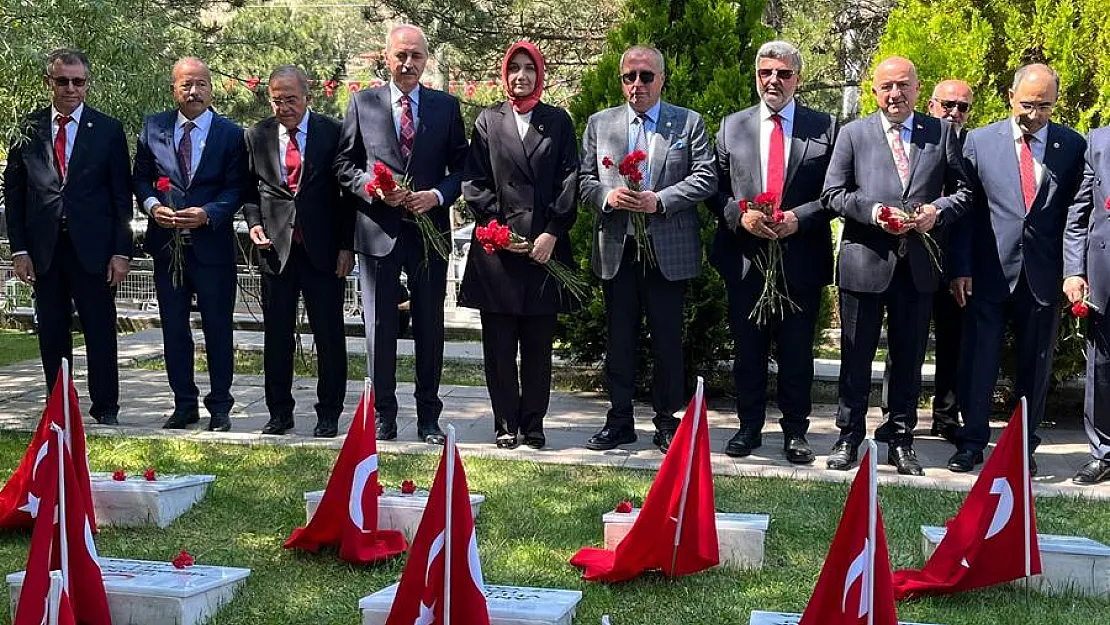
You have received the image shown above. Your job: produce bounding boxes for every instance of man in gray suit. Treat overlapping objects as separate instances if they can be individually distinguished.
[822,56,971,475]
[952,64,1085,473]
[579,45,716,453]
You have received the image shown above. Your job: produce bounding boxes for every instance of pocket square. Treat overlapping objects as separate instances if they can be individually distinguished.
[669,139,686,150]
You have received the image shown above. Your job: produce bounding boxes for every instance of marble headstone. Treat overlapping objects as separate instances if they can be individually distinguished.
[305,489,485,539]
[750,611,943,625]
[360,583,582,625]
[603,508,769,569]
[91,473,215,528]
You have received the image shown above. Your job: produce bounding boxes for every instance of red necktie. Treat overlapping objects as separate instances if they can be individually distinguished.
[766,113,785,205]
[1020,134,1037,211]
[285,127,302,194]
[54,115,72,180]
[399,94,415,161]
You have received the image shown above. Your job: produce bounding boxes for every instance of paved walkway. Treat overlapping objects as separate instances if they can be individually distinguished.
[0,329,1104,501]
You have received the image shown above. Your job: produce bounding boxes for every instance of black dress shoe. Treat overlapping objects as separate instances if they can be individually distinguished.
[783,436,815,464]
[95,413,119,426]
[1073,458,1110,484]
[725,429,762,458]
[873,422,894,444]
[653,429,676,453]
[523,436,545,450]
[946,449,983,473]
[826,441,859,470]
[376,420,398,441]
[418,425,446,445]
[495,434,518,449]
[313,419,339,438]
[261,416,294,435]
[207,413,231,432]
[930,421,960,444]
[162,408,200,429]
[888,445,924,476]
[585,427,637,451]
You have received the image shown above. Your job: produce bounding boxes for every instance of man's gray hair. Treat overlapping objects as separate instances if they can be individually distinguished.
[45,48,89,74]
[269,64,311,94]
[1012,63,1060,92]
[620,45,665,75]
[388,24,430,54]
[756,40,803,74]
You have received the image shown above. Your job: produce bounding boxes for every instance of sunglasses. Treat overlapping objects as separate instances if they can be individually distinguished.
[48,76,87,87]
[936,99,970,113]
[757,68,795,80]
[620,70,656,85]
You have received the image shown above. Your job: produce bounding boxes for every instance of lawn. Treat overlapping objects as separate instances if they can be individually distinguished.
[0,433,1106,624]
[0,330,84,367]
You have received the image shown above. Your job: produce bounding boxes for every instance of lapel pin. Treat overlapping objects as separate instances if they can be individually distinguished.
[86,122,93,128]
[1053,142,1060,148]
[537,124,544,132]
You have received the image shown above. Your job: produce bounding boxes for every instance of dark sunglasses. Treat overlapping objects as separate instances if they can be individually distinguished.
[757,68,795,80]
[48,76,87,87]
[620,70,656,85]
[937,99,970,113]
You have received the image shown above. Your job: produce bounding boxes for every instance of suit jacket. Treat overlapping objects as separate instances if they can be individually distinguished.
[4,106,132,275]
[457,102,579,315]
[333,85,469,258]
[955,119,1086,306]
[133,110,247,266]
[709,102,837,290]
[579,101,717,281]
[242,112,355,275]
[1065,126,1110,311]
[822,111,972,293]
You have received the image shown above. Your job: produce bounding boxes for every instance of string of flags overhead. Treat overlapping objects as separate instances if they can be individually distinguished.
[225,76,501,97]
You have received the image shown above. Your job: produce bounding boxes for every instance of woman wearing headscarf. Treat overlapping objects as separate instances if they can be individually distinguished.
[458,41,579,450]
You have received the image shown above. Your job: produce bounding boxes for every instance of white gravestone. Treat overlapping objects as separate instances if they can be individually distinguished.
[921,525,1110,598]
[304,489,485,540]
[602,508,769,570]
[750,611,942,625]
[360,583,582,625]
[91,473,215,528]
[8,558,250,625]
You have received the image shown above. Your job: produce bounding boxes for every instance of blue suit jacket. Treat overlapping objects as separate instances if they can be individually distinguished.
[133,110,247,265]
[953,119,1086,305]
[1064,126,1110,311]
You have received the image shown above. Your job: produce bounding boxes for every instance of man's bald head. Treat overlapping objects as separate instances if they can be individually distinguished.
[1009,63,1059,135]
[927,79,973,130]
[171,57,212,119]
[872,56,920,123]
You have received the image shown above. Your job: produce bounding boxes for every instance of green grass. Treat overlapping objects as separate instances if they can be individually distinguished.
[0,433,1106,624]
[0,330,84,367]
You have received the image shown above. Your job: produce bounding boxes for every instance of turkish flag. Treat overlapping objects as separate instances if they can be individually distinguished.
[385,432,489,625]
[284,387,407,563]
[892,399,1041,599]
[570,378,719,582]
[56,438,112,625]
[0,366,96,532]
[14,433,60,625]
[799,444,898,625]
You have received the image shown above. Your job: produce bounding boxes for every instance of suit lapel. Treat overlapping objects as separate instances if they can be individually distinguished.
[31,110,59,185]
[648,103,674,191]
[65,109,94,184]
[407,87,432,172]
[262,118,288,196]
[872,113,903,192]
[1033,124,1064,211]
[377,87,406,173]
[997,121,1026,215]
[499,103,533,181]
[297,113,327,196]
[158,114,187,189]
[190,115,222,188]
[905,114,927,192]
[522,104,546,163]
[782,108,809,193]
[744,109,763,194]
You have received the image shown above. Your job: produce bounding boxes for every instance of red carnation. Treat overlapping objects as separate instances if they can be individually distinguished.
[879,205,893,221]
[1073,300,1091,318]
[615,500,633,513]
[1105,197,1110,211]
[372,162,397,192]
[888,217,904,230]
[772,207,785,223]
[156,176,172,194]
[112,470,126,481]
[627,170,643,185]
[246,77,261,91]
[171,550,195,569]
[738,199,750,214]
[143,467,156,481]
[754,191,778,208]
[602,156,614,169]
[400,480,416,494]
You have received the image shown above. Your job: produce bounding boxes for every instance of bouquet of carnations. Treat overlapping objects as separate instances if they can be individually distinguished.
[602,150,656,267]
[475,219,589,301]
[365,162,451,261]
[877,203,943,272]
[740,192,799,326]
[156,176,187,288]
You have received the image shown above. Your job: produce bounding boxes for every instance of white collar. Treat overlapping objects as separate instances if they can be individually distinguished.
[279,109,311,137]
[389,81,421,105]
[1010,117,1049,144]
[760,99,795,123]
[50,103,84,124]
[880,111,915,133]
[177,108,213,132]
[626,100,661,126]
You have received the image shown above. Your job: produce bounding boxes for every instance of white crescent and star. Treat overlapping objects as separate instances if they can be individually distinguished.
[348,453,379,531]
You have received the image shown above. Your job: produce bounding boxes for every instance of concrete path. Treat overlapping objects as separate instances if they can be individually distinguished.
[0,329,1103,501]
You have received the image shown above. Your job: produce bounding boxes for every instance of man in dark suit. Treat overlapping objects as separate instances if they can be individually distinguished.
[133,57,247,432]
[243,66,354,438]
[1064,123,1110,484]
[710,41,836,464]
[822,56,971,475]
[950,64,1085,473]
[334,25,468,445]
[579,45,717,453]
[3,48,132,425]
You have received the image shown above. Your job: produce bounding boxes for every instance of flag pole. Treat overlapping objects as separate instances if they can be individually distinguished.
[363,378,372,431]
[61,357,72,451]
[670,376,704,576]
[867,438,877,625]
[52,423,70,597]
[444,424,456,625]
[1021,396,1031,578]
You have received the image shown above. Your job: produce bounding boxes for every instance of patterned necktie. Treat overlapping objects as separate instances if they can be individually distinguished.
[399,94,415,161]
[633,114,650,189]
[286,127,302,194]
[766,113,785,205]
[178,120,196,184]
[1020,134,1037,211]
[888,123,910,188]
[54,115,73,180]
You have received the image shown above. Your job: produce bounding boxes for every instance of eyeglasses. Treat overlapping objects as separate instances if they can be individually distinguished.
[1017,101,1055,114]
[270,96,303,108]
[48,76,87,88]
[620,70,656,85]
[757,68,795,80]
[936,99,970,113]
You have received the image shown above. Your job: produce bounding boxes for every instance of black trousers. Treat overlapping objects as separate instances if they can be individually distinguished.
[34,233,119,419]
[360,225,447,428]
[261,244,347,423]
[725,267,821,437]
[959,272,1057,453]
[836,260,933,447]
[1084,308,1110,460]
[601,242,687,432]
[480,311,557,440]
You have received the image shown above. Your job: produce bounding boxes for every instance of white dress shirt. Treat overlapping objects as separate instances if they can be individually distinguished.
[1011,117,1048,187]
[871,112,916,223]
[50,103,83,173]
[142,108,214,212]
[513,110,532,141]
[386,82,442,205]
[278,109,311,185]
[759,99,794,192]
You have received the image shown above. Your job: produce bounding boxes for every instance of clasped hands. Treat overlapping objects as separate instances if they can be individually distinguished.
[605,187,660,214]
[153,204,208,229]
[378,188,438,214]
[878,203,938,235]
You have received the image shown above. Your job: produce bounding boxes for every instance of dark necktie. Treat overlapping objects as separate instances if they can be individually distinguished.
[399,94,415,161]
[766,113,785,205]
[1020,134,1037,211]
[178,120,196,184]
[54,115,73,180]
